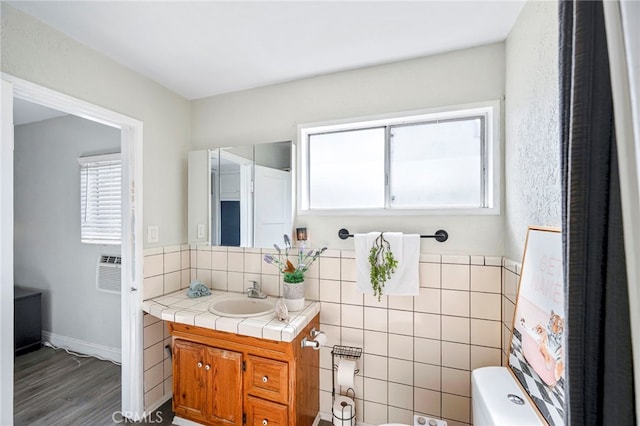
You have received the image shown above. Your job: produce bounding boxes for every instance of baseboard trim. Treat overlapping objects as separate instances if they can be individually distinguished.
[144,393,171,415]
[173,415,206,426]
[319,411,332,422]
[42,330,121,364]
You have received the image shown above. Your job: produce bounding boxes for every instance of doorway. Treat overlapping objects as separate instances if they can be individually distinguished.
[13,99,123,362]
[0,74,145,422]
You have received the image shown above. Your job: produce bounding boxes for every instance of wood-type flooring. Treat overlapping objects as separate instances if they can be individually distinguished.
[14,346,333,426]
[13,347,173,426]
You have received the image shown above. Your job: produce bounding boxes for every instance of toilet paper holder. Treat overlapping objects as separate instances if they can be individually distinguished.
[301,328,326,349]
[331,345,362,425]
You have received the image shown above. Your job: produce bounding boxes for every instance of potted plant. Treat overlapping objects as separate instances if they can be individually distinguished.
[264,234,326,311]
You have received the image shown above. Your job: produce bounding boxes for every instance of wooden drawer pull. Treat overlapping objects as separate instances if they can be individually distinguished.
[205,364,210,371]
[197,362,203,368]
[262,376,268,383]
[262,420,268,425]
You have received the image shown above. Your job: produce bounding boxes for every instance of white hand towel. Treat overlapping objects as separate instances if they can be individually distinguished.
[355,232,420,296]
[383,234,420,296]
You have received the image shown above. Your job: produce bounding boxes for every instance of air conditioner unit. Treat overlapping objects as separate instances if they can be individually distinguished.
[96,255,121,294]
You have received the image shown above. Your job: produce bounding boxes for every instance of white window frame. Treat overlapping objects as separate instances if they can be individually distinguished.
[297,100,501,215]
[78,152,122,245]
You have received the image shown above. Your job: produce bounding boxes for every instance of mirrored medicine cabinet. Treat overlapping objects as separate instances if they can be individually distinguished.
[188,141,293,249]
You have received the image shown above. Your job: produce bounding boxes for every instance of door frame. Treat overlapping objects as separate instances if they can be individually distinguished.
[0,73,145,421]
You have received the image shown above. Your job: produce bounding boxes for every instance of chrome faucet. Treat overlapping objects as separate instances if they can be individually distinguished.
[246,280,267,299]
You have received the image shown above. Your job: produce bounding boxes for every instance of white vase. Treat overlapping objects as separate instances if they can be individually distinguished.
[283,281,305,312]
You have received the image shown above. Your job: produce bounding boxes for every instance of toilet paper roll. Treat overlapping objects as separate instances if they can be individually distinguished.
[332,395,355,426]
[313,333,327,350]
[336,359,356,388]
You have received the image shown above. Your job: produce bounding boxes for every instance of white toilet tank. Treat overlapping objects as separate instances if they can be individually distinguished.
[471,366,543,426]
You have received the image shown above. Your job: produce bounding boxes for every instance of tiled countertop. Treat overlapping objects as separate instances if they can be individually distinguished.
[142,290,320,343]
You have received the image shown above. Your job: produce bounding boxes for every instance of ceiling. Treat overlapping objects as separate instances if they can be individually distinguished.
[8,1,526,101]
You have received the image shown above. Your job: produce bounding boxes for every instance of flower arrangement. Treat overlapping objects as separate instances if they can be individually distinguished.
[263,234,327,283]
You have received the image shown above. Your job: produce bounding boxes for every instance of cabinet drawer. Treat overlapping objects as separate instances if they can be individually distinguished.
[245,355,288,404]
[245,395,288,426]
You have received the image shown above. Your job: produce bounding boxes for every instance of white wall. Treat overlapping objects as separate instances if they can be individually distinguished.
[14,115,121,349]
[192,43,506,255]
[1,4,191,247]
[504,0,561,260]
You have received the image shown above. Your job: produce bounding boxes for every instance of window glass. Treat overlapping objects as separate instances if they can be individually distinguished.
[389,117,483,207]
[300,104,496,213]
[79,154,121,244]
[308,127,385,209]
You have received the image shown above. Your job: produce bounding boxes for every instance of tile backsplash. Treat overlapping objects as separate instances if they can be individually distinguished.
[142,310,172,410]
[142,245,191,411]
[142,245,522,426]
[315,252,503,426]
[501,258,522,366]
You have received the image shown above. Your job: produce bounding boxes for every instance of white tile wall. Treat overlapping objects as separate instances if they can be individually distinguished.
[142,245,191,409]
[312,251,505,425]
[142,312,172,410]
[501,258,521,366]
[142,245,519,425]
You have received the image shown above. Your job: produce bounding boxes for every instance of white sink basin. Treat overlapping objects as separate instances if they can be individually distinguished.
[208,295,275,318]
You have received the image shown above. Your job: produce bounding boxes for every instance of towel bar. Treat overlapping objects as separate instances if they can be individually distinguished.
[337,228,448,242]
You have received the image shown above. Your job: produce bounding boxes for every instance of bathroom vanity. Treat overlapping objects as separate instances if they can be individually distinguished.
[169,317,319,426]
[142,291,321,426]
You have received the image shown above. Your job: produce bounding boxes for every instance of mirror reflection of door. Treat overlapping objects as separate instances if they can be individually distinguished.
[218,148,253,247]
[254,142,292,248]
[188,142,292,248]
[253,165,291,248]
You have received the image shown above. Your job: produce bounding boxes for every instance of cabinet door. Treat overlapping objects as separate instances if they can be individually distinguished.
[245,395,288,426]
[205,347,243,425]
[173,340,208,420]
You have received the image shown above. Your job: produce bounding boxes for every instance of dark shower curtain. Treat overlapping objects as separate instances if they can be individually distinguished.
[559,1,636,425]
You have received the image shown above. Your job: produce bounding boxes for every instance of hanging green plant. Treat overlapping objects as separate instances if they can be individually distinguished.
[368,233,398,301]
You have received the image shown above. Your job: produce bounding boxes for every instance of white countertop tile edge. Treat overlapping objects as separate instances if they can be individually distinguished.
[142,289,320,343]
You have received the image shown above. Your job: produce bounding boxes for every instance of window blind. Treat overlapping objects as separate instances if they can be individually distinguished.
[78,153,121,244]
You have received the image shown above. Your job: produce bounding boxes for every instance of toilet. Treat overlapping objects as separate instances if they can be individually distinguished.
[472,366,544,425]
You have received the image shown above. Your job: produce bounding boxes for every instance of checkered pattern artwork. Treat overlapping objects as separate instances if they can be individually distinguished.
[509,328,565,426]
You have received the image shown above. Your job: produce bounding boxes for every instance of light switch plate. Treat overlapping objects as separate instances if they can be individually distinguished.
[148,226,159,243]
[197,224,205,239]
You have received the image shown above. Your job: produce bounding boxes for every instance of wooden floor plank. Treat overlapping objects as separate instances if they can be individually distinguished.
[13,347,173,426]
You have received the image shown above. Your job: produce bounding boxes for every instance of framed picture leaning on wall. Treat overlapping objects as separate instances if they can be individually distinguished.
[509,226,565,426]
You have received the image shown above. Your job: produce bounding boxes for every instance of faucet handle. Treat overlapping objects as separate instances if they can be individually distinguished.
[246,281,267,299]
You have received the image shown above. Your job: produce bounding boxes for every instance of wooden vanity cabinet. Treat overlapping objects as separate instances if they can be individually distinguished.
[173,340,243,425]
[169,313,320,426]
